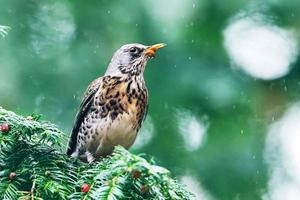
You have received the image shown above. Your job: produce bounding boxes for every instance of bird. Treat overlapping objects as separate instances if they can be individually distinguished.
[66,43,166,163]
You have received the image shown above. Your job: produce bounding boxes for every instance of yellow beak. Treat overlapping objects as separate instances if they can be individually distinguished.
[144,43,166,57]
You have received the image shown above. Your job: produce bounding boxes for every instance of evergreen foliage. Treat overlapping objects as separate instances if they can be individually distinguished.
[0,25,10,37]
[0,107,192,200]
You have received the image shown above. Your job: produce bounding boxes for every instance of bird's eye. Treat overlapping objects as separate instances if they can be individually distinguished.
[129,47,139,54]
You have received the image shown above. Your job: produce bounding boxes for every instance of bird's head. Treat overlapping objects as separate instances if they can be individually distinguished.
[105,43,166,76]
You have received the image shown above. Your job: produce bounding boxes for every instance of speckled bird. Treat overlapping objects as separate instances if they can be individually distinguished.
[67,43,166,162]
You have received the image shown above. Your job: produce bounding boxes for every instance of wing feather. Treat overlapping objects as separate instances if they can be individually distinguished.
[66,78,102,155]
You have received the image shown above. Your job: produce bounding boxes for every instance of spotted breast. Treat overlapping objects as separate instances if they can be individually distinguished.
[68,75,147,162]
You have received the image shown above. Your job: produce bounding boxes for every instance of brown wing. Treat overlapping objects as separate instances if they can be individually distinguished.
[66,77,102,155]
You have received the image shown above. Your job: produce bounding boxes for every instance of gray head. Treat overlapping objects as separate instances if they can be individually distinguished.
[105,43,166,76]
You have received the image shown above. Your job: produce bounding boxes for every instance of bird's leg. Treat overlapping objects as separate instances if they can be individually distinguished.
[70,148,79,158]
[86,151,95,163]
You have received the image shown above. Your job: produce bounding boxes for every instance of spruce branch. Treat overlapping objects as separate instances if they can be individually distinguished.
[0,107,193,200]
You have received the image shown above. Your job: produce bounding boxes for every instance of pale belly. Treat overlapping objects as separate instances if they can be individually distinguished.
[88,113,138,157]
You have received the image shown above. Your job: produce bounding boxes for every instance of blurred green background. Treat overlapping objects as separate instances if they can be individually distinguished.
[1,0,300,199]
